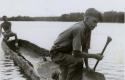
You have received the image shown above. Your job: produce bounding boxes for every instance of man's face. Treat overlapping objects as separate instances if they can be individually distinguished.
[86,16,98,30]
[3,16,8,21]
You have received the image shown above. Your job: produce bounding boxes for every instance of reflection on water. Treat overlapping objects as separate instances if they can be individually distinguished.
[0,22,124,80]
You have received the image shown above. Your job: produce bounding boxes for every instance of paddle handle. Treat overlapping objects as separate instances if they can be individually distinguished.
[93,36,112,71]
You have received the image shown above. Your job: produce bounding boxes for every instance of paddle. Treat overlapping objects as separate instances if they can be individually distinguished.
[93,36,112,71]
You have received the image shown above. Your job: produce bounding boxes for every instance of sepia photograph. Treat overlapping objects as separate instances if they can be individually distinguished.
[0,0,124,80]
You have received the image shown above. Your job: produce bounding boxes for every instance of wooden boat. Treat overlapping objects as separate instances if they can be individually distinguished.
[1,39,105,80]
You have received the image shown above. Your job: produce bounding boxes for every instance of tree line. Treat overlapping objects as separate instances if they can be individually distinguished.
[0,11,124,23]
[59,11,124,23]
[102,11,124,23]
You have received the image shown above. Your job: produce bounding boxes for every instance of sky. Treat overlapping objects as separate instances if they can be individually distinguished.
[0,0,124,17]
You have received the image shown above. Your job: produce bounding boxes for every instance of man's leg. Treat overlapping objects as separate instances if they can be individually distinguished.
[56,54,83,80]
[2,32,8,41]
[14,34,18,47]
[63,55,83,80]
[9,32,18,47]
[51,51,83,80]
[59,65,68,80]
[10,32,18,41]
[66,62,83,80]
[51,52,68,80]
[14,34,18,41]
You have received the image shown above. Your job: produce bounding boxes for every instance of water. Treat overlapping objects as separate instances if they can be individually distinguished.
[0,21,124,80]
[0,40,28,80]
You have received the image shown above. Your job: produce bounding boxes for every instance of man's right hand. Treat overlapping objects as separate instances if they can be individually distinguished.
[95,54,103,60]
[72,50,82,57]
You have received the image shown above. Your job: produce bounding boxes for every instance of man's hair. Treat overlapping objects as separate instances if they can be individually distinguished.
[2,16,7,19]
[2,16,8,21]
[85,8,102,21]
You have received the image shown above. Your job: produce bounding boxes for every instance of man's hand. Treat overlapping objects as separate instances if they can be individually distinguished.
[86,66,94,72]
[72,50,82,57]
[95,53,103,60]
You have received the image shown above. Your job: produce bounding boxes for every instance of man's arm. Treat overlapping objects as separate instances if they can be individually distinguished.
[73,51,103,60]
[8,22,11,32]
[0,28,2,37]
[72,28,82,51]
[84,49,90,69]
[83,31,91,69]
[82,52,102,59]
[0,24,2,37]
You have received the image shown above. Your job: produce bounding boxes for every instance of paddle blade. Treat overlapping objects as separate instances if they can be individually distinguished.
[107,36,112,43]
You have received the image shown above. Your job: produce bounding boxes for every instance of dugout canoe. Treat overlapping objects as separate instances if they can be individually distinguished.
[1,39,105,80]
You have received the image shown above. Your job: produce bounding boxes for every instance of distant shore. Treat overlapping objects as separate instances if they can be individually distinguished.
[0,11,124,23]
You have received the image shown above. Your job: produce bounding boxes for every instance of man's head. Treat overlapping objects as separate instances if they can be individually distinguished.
[2,16,8,22]
[84,8,102,30]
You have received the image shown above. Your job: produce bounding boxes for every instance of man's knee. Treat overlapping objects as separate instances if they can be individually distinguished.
[11,33,18,40]
[14,35,17,39]
[69,59,83,69]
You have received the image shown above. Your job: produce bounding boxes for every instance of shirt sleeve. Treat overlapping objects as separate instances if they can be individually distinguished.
[72,28,82,51]
[82,30,91,52]
[0,25,2,37]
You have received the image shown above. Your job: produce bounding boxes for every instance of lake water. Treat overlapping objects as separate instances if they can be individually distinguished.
[0,21,124,80]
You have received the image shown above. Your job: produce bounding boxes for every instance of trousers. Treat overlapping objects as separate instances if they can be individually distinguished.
[51,50,83,80]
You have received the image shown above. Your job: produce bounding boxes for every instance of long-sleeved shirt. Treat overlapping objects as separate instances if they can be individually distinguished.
[53,21,91,53]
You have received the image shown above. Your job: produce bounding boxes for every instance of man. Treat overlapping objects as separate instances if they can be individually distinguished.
[0,16,18,46]
[50,8,103,80]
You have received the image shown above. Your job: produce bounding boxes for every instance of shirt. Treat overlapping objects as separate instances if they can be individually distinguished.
[53,21,91,53]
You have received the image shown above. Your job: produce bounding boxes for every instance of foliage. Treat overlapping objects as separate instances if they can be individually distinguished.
[0,11,124,23]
